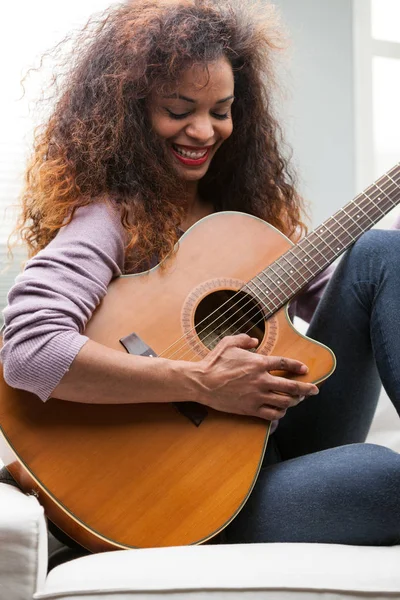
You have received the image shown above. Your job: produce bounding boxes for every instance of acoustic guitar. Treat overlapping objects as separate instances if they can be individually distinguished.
[0,163,399,551]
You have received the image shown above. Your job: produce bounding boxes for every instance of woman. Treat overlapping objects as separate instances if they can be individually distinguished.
[1,0,400,554]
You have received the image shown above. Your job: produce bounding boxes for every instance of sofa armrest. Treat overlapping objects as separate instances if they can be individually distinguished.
[0,482,48,600]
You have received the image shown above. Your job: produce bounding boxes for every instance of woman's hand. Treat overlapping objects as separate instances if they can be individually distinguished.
[189,334,319,421]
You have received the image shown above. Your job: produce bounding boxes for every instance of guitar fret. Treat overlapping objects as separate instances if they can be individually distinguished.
[320,223,343,246]
[248,278,275,310]
[348,198,374,228]
[268,264,296,296]
[386,173,400,190]
[245,281,269,309]
[339,207,365,237]
[363,191,386,218]
[248,163,400,318]
[279,255,308,283]
[254,275,282,307]
[375,180,397,208]
[314,224,346,255]
[252,276,280,308]
[312,228,343,257]
[297,243,322,272]
[300,237,330,271]
[330,214,356,243]
[257,272,287,304]
[287,247,316,277]
[274,257,305,290]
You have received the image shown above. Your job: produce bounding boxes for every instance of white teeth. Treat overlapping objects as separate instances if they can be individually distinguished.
[173,145,208,159]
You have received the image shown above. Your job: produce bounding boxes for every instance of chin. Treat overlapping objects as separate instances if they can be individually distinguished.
[175,165,210,182]
[183,171,208,182]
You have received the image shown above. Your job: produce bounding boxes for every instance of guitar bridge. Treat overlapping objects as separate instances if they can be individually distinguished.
[173,402,208,427]
[119,332,157,357]
[119,332,208,427]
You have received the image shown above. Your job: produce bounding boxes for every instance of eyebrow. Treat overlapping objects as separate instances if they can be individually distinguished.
[163,94,235,104]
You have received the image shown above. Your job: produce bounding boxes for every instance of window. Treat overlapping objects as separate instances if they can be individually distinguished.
[353,0,400,229]
[371,0,400,44]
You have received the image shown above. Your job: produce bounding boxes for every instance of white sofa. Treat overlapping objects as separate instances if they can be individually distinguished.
[1,391,399,600]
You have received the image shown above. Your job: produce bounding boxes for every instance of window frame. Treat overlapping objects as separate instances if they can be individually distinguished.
[353,0,400,192]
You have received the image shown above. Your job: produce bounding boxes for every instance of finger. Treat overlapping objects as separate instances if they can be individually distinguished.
[261,393,305,411]
[265,355,309,375]
[220,334,259,350]
[268,375,319,397]
[257,405,288,421]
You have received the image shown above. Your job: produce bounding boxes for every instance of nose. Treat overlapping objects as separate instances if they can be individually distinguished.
[185,115,214,144]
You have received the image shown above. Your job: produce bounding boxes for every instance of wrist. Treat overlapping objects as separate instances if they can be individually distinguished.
[169,359,209,405]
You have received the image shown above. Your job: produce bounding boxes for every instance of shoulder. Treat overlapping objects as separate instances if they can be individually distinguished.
[46,198,126,273]
[60,198,124,238]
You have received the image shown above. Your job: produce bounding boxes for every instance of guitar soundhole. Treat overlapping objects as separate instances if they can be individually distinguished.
[194,290,265,351]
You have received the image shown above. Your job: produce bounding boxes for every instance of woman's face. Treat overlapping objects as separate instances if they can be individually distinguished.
[148,57,235,182]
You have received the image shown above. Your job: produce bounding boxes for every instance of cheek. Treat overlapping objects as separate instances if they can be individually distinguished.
[219,121,234,142]
[151,114,180,141]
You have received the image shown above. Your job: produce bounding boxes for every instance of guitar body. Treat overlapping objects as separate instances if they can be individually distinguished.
[0,212,335,551]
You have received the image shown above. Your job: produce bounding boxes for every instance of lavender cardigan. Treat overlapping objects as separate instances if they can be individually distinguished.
[2,202,399,402]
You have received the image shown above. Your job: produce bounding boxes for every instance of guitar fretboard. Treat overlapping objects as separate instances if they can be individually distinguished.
[245,163,400,317]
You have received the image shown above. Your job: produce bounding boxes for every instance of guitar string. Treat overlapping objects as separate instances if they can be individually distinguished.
[192,172,400,348]
[157,169,400,361]
[159,173,400,362]
[155,171,393,361]
[239,187,400,341]
[161,177,400,361]
[165,186,400,364]
[224,180,400,357]
[162,177,400,363]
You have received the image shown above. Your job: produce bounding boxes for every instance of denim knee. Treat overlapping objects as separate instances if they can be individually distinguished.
[349,229,400,263]
[338,229,400,292]
[224,442,400,545]
[349,443,400,495]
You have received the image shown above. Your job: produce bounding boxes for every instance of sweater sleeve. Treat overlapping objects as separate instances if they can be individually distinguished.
[0,201,125,401]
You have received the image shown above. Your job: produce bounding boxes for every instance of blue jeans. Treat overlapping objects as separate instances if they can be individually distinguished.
[224,230,400,545]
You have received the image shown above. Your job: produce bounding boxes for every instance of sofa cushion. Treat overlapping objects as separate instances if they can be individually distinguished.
[35,542,400,600]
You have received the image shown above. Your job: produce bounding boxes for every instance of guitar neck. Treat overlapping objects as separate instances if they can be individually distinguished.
[246,163,400,317]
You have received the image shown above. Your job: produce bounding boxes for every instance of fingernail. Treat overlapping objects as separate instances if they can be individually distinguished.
[300,365,308,374]
[299,395,305,402]
[310,388,319,395]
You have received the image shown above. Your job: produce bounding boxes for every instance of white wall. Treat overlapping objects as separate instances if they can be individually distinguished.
[273,0,399,439]
[273,0,355,227]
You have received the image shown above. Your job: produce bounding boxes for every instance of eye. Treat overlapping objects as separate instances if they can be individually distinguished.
[212,112,230,120]
[166,109,190,120]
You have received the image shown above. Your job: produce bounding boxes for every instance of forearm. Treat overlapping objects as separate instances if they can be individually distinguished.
[51,339,197,404]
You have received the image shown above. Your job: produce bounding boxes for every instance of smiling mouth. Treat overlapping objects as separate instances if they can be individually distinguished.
[171,143,213,166]
[172,144,210,159]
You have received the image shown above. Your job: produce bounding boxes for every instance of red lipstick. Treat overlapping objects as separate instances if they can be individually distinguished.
[170,144,212,166]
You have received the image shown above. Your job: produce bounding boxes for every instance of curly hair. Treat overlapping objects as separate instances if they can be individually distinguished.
[14,0,307,271]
